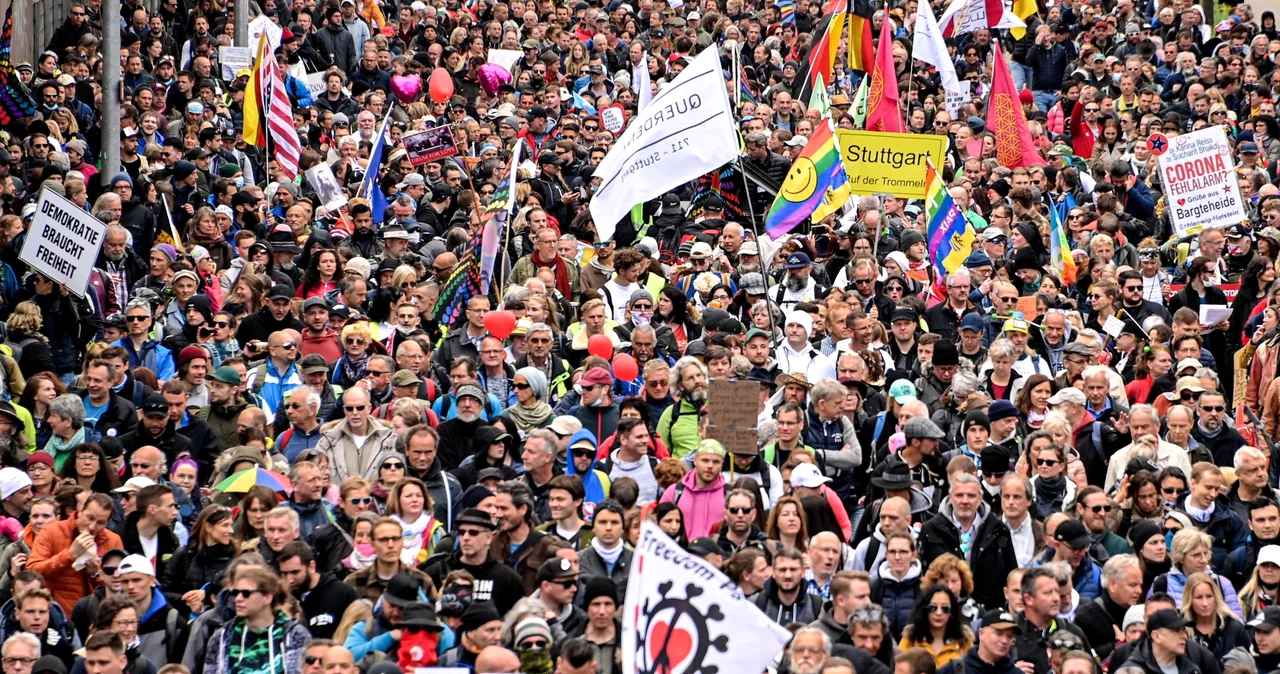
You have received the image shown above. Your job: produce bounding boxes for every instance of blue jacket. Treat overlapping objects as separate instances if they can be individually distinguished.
[114,337,175,382]
[870,559,922,641]
[1175,493,1249,569]
[565,429,610,511]
[1149,567,1243,619]
[1035,548,1102,601]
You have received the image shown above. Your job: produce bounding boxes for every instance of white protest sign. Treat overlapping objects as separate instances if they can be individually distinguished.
[589,48,738,241]
[19,188,106,297]
[623,521,791,674]
[599,104,626,135]
[487,49,522,74]
[219,46,253,82]
[945,81,970,117]
[1103,315,1126,338]
[305,163,349,213]
[249,15,283,53]
[1157,125,1247,237]
[305,72,328,98]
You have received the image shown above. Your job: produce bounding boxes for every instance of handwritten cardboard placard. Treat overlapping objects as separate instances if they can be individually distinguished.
[707,379,762,456]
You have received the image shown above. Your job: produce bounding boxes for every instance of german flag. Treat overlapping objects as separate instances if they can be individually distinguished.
[793,12,843,102]
[846,0,876,73]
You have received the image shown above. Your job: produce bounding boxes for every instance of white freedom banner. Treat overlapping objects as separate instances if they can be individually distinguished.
[19,188,106,297]
[623,521,791,674]
[1157,125,1247,237]
[938,0,1024,37]
[589,48,738,241]
[913,4,961,96]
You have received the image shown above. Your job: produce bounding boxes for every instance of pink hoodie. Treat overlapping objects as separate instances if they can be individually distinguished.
[660,470,727,540]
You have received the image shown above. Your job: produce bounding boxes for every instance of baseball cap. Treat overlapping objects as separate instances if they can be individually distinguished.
[140,393,169,417]
[455,384,486,402]
[112,476,156,493]
[784,252,811,269]
[1259,545,1280,568]
[392,370,420,387]
[302,297,330,314]
[209,366,241,386]
[689,242,713,259]
[1147,608,1192,632]
[299,354,329,375]
[1250,605,1280,632]
[888,379,917,404]
[536,557,578,583]
[117,554,155,577]
[1054,519,1093,549]
[1047,388,1087,406]
[980,609,1021,632]
[789,463,831,488]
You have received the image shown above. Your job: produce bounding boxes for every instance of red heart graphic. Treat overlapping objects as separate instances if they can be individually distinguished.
[649,620,694,674]
[1177,198,1186,206]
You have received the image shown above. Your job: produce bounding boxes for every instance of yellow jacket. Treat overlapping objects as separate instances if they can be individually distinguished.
[898,630,973,669]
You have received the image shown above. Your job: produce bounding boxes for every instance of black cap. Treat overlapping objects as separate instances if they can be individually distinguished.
[1053,519,1092,550]
[890,307,917,323]
[980,444,1010,474]
[1249,606,1280,631]
[687,537,721,556]
[396,601,444,630]
[266,284,294,301]
[1147,608,1192,632]
[1128,519,1163,550]
[529,106,550,118]
[32,656,67,674]
[476,467,506,482]
[537,557,579,583]
[140,393,169,417]
[455,507,498,530]
[384,572,422,608]
[932,341,959,367]
[538,151,565,166]
[231,191,261,208]
[460,600,502,633]
[980,609,1021,633]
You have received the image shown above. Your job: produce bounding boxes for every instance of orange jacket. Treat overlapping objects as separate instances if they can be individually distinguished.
[25,518,123,613]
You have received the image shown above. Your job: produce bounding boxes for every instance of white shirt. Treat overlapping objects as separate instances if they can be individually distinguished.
[775,340,822,380]
[600,279,638,322]
[1006,514,1036,568]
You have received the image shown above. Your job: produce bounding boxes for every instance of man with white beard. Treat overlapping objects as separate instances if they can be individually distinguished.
[787,627,833,674]
[773,252,820,311]
[95,223,148,309]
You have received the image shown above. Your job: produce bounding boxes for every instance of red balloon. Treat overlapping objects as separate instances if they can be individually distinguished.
[428,68,454,104]
[483,310,517,339]
[612,353,639,382]
[587,334,614,360]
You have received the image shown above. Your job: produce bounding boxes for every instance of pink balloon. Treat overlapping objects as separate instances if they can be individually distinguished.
[429,68,455,104]
[587,334,614,360]
[390,74,421,105]
[612,353,639,382]
[476,63,512,97]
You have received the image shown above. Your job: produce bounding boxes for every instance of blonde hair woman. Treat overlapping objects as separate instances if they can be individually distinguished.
[6,301,52,380]
[336,322,376,388]
[1238,544,1280,620]
[1182,571,1248,658]
[1151,529,1243,619]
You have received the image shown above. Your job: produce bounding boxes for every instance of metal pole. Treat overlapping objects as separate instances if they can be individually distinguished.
[736,156,777,340]
[235,0,248,49]
[100,0,121,185]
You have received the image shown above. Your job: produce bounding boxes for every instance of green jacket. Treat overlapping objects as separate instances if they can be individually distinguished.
[657,397,701,460]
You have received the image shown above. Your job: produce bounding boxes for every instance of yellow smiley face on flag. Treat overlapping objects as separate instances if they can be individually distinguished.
[779,157,819,203]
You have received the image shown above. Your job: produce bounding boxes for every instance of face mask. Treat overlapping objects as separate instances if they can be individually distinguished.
[632,310,652,324]
[590,392,610,407]
[234,176,245,188]
[1165,530,1175,551]
[517,648,554,674]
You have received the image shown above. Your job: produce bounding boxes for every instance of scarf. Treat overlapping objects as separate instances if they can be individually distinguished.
[506,400,553,431]
[47,427,87,472]
[591,537,624,569]
[340,352,370,385]
[1034,475,1069,516]
[518,647,554,674]
[344,542,376,571]
[532,253,572,297]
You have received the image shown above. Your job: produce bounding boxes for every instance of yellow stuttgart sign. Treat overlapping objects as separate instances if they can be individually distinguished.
[833,130,948,199]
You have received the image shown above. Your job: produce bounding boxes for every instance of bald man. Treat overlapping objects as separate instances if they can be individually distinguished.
[475,646,521,674]
[322,646,357,674]
[432,252,458,284]
[808,532,843,596]
[853,496,911,579]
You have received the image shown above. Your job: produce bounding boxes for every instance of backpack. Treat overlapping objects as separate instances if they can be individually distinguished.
[3,336,37,364]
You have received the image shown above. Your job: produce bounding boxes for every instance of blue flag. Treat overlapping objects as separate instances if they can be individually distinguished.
[361,110,393,224]
[572,90,598,115]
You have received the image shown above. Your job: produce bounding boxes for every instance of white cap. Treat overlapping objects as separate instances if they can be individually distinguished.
[1176,358,1203,373]
[112,476,156,493]
[784,135,808,147]
[1259,545,1280,568]
[215,205,234,218]
[0,467,30,501]
[689,241,713,259]
[1047,388,1087,406]
[117,554,155,577]
[790,463,831,489]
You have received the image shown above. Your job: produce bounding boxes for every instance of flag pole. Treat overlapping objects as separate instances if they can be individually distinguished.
[737,156,778,340]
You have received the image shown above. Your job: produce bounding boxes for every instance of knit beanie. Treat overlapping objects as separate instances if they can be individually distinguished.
[582,577,618,607]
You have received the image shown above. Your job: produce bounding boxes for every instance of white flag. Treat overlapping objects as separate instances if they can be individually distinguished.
[635,55,653,112]
[623,521,792,674]
[589,48,739,242]
[913,5,962,96]
[938,0,1024,37]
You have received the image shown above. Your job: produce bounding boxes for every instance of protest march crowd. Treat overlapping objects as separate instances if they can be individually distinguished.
[9,0,1280,670]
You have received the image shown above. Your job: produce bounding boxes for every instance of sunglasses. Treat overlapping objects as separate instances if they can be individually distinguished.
[345,338,366,345]
[231,589,265,599]
[344,405,368,412]
[275,342,297,349]
[433,265,452,273]
[381,461,405,469]
[305,656,323,665]
[520,639,549,649]
[457,528,488,537]
[348,497,373,505]
[514,382,532,390]
[1088,504,1112,514]
[102,566,118,576]
[927,604,952,614]
[549,579,577,589]
[727,506,754,515]
[1180,391,1202,401]
[1036,458,1060,467]
[127,315,150,322]
[1201,405,1226,413]
[1162,486,1185,495]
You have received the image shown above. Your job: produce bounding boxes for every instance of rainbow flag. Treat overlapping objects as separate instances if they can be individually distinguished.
[480,143,521,293]
[1050,200,1078,284]
[778,0,796,24]
[924,161,975,278]
[765,122,843,238]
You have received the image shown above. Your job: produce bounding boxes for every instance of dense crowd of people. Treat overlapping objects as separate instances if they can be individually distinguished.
[3,0,1280,672]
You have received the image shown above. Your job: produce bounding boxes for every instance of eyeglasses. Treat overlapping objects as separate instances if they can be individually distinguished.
[1036,458,1060,467]
[927,604,952,614]
[373,536,401,544]
[479,350,504,356]
[112,619,139,628]
[727,506,754,515]
[1088,504,1113,514]
[231,589,265,599]
[345,338,366,345]
[381,461,405,469]
[3,658,37,667]
[344,405,368,412]
[127,315,150,322]
[76,454,99,462]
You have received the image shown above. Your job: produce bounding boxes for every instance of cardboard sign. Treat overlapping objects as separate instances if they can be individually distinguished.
[707,379,763,456]
[305,163,348,213]
[1102,315,1126,338]
[219,46,253,82]
[1157,125,1247,237]
[19,188,106,297]
[1015,296,1037,318]
[402,126,458,166]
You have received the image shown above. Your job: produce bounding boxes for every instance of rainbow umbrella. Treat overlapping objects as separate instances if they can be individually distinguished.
[214,467,293,495]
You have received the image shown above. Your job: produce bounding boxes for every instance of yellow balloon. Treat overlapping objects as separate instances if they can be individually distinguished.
[779,157,820,203]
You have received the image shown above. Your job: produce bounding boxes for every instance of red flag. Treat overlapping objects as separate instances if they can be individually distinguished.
[987,41,1043,168]
[864,9,904,133]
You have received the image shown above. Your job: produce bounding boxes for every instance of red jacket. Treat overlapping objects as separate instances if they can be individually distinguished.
[301,328,342,362]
